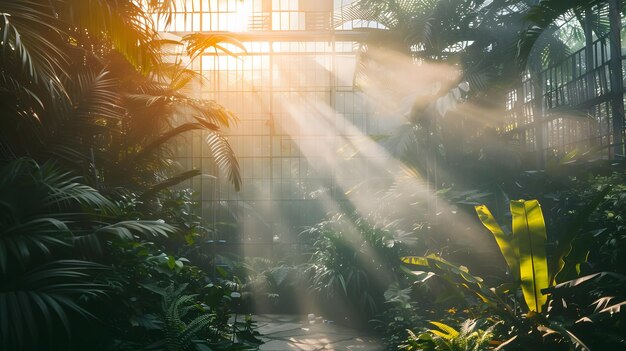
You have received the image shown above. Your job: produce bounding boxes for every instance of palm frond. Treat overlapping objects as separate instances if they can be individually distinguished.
[333,2,394,29]
[35,161,117,213]
[525,0,603,27]
[0,260,108,350]
[183,97,237,128]
[0,218,73,273]
[0,71,44,109]
[206,131,241,192]
[58,0,161,73]
[95,220,177,240]
[0,158,112,212]
[67,68,122,123]
[383,123,418,157]
[139,170,203,200]
[183,33,247,61]
[0,1,68,90]
[520,0,604,68]
[0,158,121,272]
[126,123,206,166]
[39,68,124,170]
[169,67,206,91]
[144,0,179,32]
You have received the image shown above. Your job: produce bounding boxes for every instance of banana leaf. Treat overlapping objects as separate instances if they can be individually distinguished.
[511,199,549,313]
[475,204,519,280]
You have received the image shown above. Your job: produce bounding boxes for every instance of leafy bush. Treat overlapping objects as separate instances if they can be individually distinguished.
[0,158,258,350]
[0,158,177,349]
[400,320,494,351]
[395,198,626,351]
[240,261,307,313]
[89,192,257,350]
[304,212,415,322]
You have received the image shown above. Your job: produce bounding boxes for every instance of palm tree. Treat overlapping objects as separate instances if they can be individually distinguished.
[335,1,532,186]
[0,0,241,194]
[519,0,611,70]
[0,1,245,348]
[335,0,599,185]
[0,158,179,349]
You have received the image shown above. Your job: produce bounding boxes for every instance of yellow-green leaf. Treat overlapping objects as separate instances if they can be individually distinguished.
[401,256,429,266]
[511,199,549,312]
[429,321,459,340]
[475,204,519,279]
[167,255,176,270]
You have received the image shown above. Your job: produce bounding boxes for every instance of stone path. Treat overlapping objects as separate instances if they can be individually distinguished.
[253,314,385,351]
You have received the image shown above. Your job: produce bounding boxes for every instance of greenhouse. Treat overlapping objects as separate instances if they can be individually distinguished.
[1,0,626,350]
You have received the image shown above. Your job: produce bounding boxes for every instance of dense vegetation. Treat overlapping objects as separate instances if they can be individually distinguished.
[2,0,626,351]
[0,1,254,350]
[242,0,626,350]
[321,0,626,350]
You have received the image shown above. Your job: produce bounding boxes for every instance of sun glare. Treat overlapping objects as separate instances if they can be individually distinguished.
[231,0,252,32]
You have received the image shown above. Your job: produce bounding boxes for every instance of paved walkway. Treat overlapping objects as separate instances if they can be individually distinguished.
[254,314,385,351]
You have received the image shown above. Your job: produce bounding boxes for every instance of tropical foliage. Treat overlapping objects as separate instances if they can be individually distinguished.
[0,1,252,350]
[0,0,240,191]
[303,212,416,322]
[3,1,626,350]
[374,190,625,351]
[329,3,626,348]
[339,0,613,187]
[400,320,494,351]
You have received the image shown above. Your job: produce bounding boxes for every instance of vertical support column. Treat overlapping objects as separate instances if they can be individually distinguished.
[609,0,625,157]
[584,7,595,103]
[533,70,546,168]
[330,33,338,214]
[514,86,524,151]
[264,0,272,30]
[582,8,599,148]
[268,41,275,244]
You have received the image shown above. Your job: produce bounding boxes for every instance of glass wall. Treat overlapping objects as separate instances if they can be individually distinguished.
[503,3,626,162]
[158,0,335,32]
[164,0,392,253]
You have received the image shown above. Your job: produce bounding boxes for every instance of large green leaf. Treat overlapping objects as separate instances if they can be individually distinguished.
[474,204,519,280]
[205,131,242,192]
[139,170,202,200]
[0,158,118,272]
[0,1,68,90]
[94,220,177,240]
[0,260,108,350]
[0,217,73,273]
[511,199,549,313]
[428,321,459,340]
[400,255,506,311]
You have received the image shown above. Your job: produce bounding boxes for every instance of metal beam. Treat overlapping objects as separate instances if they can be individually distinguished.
[609,0,624,158]
[166,30,372,42]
